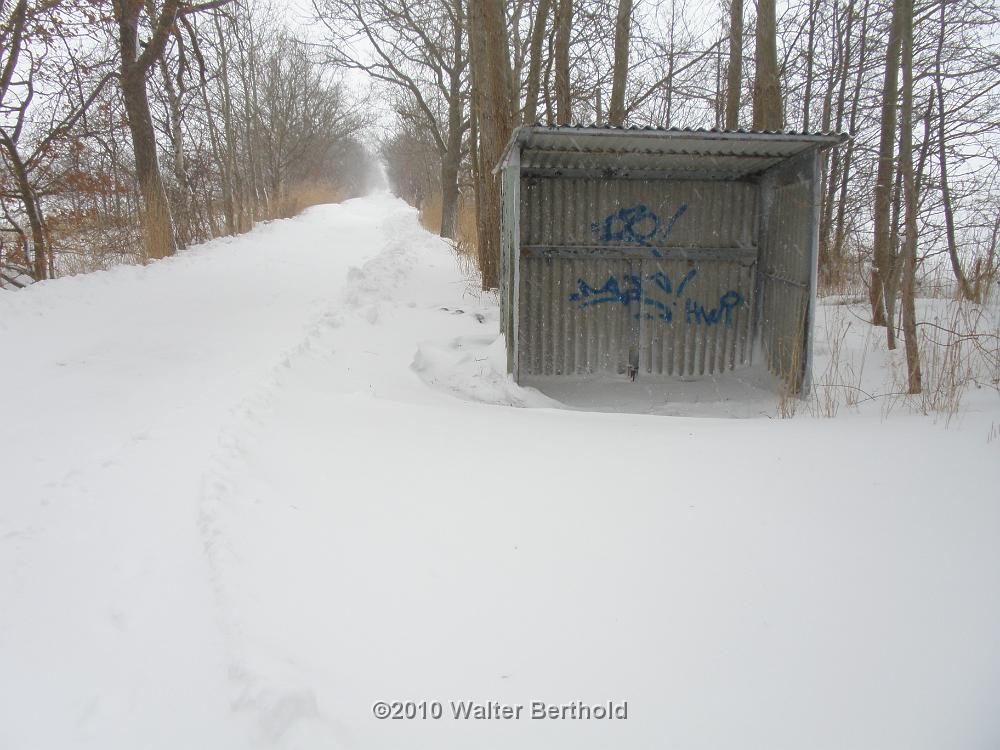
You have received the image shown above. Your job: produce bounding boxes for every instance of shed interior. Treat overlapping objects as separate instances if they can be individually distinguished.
[498,126,846,395]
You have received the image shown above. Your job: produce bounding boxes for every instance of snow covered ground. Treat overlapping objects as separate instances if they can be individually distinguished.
[1,192,999,749]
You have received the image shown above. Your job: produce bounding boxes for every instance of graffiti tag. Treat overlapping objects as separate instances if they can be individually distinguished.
[591,203,688,257]
[568,269,743,325]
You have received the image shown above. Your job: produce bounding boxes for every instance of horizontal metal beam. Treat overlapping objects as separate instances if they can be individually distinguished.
[760,270,809,289]
[521,245,758,263]
[523,146,792,159]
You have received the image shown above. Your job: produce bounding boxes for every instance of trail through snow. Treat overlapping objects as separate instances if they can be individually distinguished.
[1,192,999,749]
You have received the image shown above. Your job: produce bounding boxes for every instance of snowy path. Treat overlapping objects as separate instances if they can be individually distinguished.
[2,193,999,749]
[0,197,389,748]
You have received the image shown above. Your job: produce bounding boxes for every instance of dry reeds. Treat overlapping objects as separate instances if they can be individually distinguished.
[419,190,481,283]
[273,181,348,220]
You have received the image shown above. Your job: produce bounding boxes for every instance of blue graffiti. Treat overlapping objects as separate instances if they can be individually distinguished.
[591,204,659,245]
[685,290,743,326]
[590,203,688,255]
[568,269,744,326]
[665,203,687,235]
[568,275,642,308]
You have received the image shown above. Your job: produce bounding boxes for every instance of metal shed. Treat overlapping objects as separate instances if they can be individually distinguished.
[497,125,847,394]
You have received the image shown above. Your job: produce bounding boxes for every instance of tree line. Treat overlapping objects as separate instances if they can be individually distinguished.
[0,0,375,286]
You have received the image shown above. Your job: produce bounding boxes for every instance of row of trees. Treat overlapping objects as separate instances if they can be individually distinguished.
[0,0,375,287]
[338,0,998,395]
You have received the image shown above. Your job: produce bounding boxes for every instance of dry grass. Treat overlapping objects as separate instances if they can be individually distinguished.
[807,314,875,418]
[35,180,348,279]
[897,301,1000,422]
[810,246,1000,421]
[47,211,144,275]
[418,192,443,234]
[453,199,480,280]
[273,181,348,220]
[807,312,881,419]
[803,296,1000,423]
[419,190,481,283]
[774,295,810,419]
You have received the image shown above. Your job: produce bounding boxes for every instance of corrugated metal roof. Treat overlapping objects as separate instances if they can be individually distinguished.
[525,123,847,137]
[499,125,848,179]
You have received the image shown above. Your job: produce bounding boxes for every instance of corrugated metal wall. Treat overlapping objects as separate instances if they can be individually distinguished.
[757,151,817,392]
[499,158,520,373]
[520,179,756,248]
[516,178,759,378]
[637,257,756,377]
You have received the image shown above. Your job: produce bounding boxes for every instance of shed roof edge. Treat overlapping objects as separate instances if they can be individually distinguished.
[496,125,849,172]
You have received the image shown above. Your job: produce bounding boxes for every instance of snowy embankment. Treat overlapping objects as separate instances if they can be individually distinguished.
[1,192,999,749]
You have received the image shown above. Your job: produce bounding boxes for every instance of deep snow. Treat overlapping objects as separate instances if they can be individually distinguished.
[1,192,999,749]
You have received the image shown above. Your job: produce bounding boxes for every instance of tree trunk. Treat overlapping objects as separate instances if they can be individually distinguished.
[898,0,921,392]
[158,55,191,247]
[0,131,47,280]
[543,22,556,123]
[205,15,238,235]
[554,0,572,122]
[934,1,975,301]
[114,0,178,260]
[714,35,724,127]
[802,0,817,131]
[885,164,903,346]
[439,0,465,240]
[871,0,904,333]
[725,0,742,129]
[523,0,553,124]
[120,69,176,259]
[469,0,513,289]
[752,0,782,130]
[608,0,632,126]
[819,0,853,275]
[831,0,870,267]
[470,103,483,243]
[439,132,461,239]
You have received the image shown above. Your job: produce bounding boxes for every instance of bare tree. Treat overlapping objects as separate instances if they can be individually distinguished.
[932,0,974,301]
[898,0,920,391]
[1,0,114,280]
[313,0,468,238]
[554,0,572,121]
[870,0,903,336]
[725,0,742,128]
[523,0,554,123]
[607,0,632,126]
[752,0,782,129]
[469,0,514,288]
[112,0,232,260]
